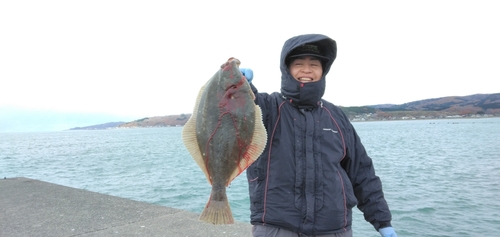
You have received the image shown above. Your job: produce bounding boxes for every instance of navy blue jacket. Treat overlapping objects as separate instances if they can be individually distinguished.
[247,34,392,235]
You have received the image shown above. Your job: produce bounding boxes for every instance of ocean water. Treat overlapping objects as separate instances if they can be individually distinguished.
[1,117,500,236]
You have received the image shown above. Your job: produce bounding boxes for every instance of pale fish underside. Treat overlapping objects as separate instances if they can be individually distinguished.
[181,58,267,225]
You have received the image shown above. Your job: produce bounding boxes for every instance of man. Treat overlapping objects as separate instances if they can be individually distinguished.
[241,34,397,237]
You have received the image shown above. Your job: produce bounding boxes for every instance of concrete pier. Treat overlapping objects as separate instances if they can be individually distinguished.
[0,177,253,237]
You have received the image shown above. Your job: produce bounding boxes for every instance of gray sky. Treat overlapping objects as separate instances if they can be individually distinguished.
[1,0,499,118]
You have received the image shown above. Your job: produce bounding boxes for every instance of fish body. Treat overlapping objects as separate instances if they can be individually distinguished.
[182,58,267,225]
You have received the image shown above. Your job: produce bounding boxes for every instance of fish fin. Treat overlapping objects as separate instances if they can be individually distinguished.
[182,84,211,184]
[199,193,234,225]
[227,104,268,184]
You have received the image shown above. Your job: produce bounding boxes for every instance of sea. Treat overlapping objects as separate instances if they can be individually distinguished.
[1,117,500,237]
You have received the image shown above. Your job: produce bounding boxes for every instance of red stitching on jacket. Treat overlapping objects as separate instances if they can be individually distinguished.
[322,105,348,229]
[336,171,348,231]
[262,100,287,223]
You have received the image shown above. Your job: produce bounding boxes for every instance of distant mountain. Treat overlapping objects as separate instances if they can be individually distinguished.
[64,93,500,130]
[371,93,500,114]
[339,93,500,121]
[69,122,125,130]
[118,114,190,128]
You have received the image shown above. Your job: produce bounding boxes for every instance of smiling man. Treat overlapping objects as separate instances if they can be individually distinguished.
[240,34,398,237]
[286,43,329,82]
[288,56,323,82]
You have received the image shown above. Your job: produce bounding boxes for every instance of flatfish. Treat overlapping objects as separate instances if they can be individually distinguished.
[182,58,267,224]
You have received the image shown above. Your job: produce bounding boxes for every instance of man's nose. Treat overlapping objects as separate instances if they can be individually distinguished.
[301,65,312,72]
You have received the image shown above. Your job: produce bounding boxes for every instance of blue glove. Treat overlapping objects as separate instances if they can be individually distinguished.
[239,68,253,83]
[379,227,397,237]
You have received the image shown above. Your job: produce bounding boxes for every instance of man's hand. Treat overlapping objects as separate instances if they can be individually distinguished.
[239,68,253,83]
[379,227,397,237]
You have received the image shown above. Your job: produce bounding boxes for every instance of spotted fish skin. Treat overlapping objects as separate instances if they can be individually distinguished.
[182,58,267,225]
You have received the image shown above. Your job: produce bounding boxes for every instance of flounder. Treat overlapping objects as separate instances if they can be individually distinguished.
[182,58,267,225]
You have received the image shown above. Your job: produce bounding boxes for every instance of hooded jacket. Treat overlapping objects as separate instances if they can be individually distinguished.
[247,34,392,235]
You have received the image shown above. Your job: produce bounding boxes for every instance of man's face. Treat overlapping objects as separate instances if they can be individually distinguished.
[288,56,323,83]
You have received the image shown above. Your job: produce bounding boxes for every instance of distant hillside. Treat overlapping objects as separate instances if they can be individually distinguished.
[69,122,125,130]
[342,93,500,121]
[372,93,500,114]
[118,114,190,128]
[70,93,500,130]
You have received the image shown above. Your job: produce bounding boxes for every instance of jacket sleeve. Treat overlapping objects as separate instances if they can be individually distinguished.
[249,83,272,125]
[340,112,393,231]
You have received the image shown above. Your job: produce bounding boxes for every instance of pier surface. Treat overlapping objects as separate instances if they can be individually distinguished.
[0,177,252,237]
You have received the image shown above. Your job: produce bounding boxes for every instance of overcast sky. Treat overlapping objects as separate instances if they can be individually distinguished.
[1,0,499,119]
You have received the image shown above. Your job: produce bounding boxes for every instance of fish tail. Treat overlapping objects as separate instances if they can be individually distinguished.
[199,194,234,225]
